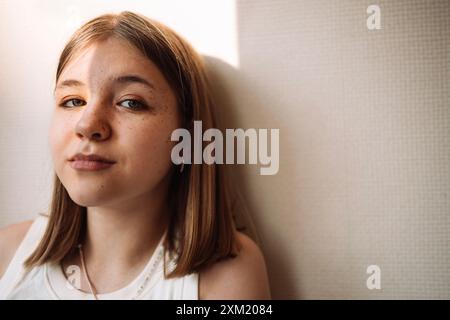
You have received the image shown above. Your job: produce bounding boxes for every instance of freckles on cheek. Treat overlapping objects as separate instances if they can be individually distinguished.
[132,125,172,164]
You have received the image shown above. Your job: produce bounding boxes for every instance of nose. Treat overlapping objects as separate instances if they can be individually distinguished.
[74,101,111,141]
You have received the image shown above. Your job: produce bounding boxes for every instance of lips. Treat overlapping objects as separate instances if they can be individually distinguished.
[69,153,115,163]
[68,153,116,171]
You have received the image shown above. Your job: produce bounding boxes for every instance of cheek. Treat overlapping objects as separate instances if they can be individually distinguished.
[49,113,73,167]
[124,117,178,178]
[132,124,172,167]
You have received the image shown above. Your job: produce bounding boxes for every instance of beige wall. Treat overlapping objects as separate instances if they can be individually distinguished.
[1,0,449,299]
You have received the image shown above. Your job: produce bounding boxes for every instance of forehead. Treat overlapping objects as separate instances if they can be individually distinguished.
[57,37,165,88]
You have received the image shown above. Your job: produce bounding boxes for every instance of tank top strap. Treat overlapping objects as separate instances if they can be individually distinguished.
[181,272,199,299]
[0,214,49,298]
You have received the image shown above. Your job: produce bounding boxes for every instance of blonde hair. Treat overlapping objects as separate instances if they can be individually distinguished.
[25,11,256,278]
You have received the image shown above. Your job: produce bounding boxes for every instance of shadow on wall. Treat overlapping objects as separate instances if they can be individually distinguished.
[204,56,298,299]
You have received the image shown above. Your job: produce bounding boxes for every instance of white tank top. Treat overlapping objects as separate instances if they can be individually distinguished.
[0,215,198,300]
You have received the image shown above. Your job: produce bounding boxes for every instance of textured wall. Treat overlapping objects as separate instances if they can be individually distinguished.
[227,0,450,299]
[1,0,449,299]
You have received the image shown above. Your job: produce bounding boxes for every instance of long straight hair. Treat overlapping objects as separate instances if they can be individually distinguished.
[24,11,256,278]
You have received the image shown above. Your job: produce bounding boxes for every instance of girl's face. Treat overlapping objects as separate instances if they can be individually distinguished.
[50,36,181,207]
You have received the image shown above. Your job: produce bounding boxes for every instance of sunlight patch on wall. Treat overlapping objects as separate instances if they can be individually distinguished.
[47,0,239,68]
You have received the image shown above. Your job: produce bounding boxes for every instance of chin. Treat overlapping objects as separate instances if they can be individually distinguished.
[65,187,112,207]
[68,193,101,207]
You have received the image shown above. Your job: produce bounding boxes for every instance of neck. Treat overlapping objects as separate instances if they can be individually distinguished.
[83,198,169,269]
[65,186,171,294]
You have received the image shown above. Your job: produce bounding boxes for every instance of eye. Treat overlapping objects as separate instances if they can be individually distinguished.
[59,98,86,108]
[118,99,147,110]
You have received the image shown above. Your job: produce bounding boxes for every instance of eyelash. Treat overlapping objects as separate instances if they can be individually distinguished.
[58,98,148,110]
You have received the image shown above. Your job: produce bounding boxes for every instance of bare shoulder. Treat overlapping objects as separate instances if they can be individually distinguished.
[199,231,271,300]
[0,220,33,279]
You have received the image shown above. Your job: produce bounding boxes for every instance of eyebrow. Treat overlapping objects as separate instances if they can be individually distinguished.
[115,75,155,90]
[54,75,155,91]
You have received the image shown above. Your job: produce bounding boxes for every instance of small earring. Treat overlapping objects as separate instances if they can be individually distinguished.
[180,159,185,173]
